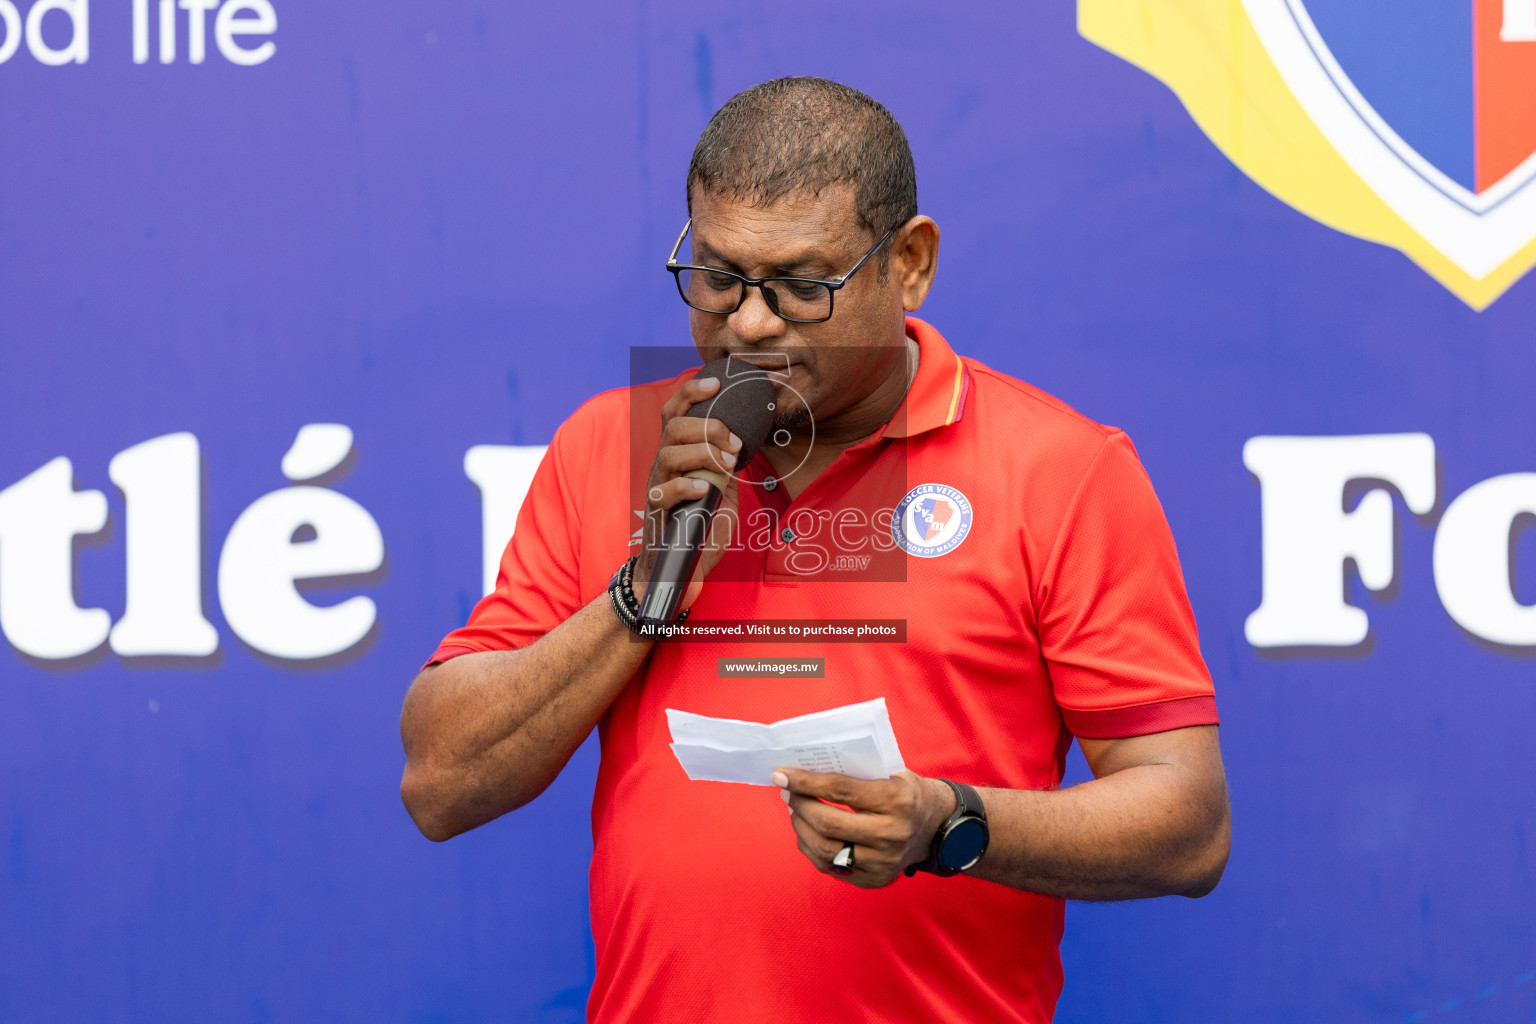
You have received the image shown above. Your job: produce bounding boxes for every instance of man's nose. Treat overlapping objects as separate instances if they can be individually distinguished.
[727,284,788,345]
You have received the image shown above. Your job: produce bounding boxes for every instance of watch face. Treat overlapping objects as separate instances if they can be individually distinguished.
[939,817,989,873]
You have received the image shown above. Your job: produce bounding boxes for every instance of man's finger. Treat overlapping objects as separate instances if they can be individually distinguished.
[789,807,845,861]
[646,476,713,511]
[789,814,876,881]
[792,819,840,873]
[661,414,740,454]
[775,768,894,813]
[657,441,738,478]
[660,376,720,420]
[786,792,888,846]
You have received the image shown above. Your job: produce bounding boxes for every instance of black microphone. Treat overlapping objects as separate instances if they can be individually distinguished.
[636,358,777,629]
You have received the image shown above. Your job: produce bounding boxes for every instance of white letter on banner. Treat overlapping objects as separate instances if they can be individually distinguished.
[218,426,383,659]
[280,423,352,481]
[0,458,111,659]
[132,0,147,62]
[1244,433,1436,647]
[158,0,173,61]
[464,445,546,596]
[214,0,274,65]
[1503,0,1536,41]
[1433,473,1536,646]
[25,0,88,65]
[177,0,217,63]
[108,433,219,657]
[0,1,22,64]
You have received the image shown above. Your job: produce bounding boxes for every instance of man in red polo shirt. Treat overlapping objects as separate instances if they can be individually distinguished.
[400,77,1229,1023]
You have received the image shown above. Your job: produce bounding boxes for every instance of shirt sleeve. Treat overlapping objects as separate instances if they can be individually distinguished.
[425,417,590,666]
[1035,431,1219,739]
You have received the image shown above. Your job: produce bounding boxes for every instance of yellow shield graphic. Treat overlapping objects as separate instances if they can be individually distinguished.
[1080,0,1536,309]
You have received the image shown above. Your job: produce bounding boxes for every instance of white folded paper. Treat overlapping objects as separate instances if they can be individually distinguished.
[666,698,906,785]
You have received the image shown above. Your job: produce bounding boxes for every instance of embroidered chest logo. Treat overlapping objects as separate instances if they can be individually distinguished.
[892,484,973,558]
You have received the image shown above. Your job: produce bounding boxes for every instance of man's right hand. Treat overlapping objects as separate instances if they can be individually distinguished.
[632,374,745,608]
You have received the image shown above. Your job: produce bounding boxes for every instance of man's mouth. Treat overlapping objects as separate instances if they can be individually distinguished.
[723,351,797,379]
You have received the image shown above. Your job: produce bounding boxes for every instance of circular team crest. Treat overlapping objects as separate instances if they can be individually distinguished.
[892,483,973,558]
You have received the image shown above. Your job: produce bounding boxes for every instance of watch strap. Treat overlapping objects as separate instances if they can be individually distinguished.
[947,779,985,823]
[905,778,988,877]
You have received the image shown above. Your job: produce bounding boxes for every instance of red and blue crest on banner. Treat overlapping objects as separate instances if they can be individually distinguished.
[1083,0,1536,307]
[1304,0,1536,196]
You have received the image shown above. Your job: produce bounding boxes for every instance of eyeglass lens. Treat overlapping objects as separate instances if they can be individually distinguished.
[676,268,833,321]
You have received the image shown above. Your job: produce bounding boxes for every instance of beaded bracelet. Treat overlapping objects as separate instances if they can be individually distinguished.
[609,555,691,637]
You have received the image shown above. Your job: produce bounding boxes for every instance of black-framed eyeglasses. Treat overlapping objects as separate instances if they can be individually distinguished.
[665,219,896,324]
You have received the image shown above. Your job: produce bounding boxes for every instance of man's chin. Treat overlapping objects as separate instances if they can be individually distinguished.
[773,401,813,433]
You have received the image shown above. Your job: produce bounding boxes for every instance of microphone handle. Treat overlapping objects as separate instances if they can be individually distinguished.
[636,484,723,628]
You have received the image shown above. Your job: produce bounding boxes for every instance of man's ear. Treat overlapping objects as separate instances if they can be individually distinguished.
[894,217,940,312]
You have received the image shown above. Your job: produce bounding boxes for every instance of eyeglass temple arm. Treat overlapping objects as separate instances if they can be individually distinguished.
[829,226,898,288]
[667,219,692,266]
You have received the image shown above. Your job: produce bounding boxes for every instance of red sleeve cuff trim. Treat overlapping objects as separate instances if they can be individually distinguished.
[421,644,481,670]
[1061,695,1219,739]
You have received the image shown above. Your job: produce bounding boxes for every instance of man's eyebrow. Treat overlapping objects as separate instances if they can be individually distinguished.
[695,241,840,278]
[772,251,841,277]
[694,243,745,273]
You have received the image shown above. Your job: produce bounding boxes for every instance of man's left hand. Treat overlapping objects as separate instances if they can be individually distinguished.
[772,768,957,888]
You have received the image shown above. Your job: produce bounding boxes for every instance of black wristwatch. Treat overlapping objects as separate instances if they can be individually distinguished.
[906,778,990,877]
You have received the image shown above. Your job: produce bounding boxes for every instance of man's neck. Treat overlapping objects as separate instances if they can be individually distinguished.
[759,334,920,498]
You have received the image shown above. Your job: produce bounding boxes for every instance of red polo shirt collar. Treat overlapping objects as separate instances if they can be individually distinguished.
[884,316,971,439]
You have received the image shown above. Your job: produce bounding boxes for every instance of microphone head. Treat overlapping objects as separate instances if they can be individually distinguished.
[684,358,779,466]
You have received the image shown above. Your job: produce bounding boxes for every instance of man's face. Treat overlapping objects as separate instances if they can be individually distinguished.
[685,185,912,432]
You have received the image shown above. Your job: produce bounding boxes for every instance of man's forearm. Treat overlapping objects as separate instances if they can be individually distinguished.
[399,593,650,841]
[968,761,1230,900]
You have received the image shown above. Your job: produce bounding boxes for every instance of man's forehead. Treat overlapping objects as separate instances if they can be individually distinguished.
[689,185,863,259]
